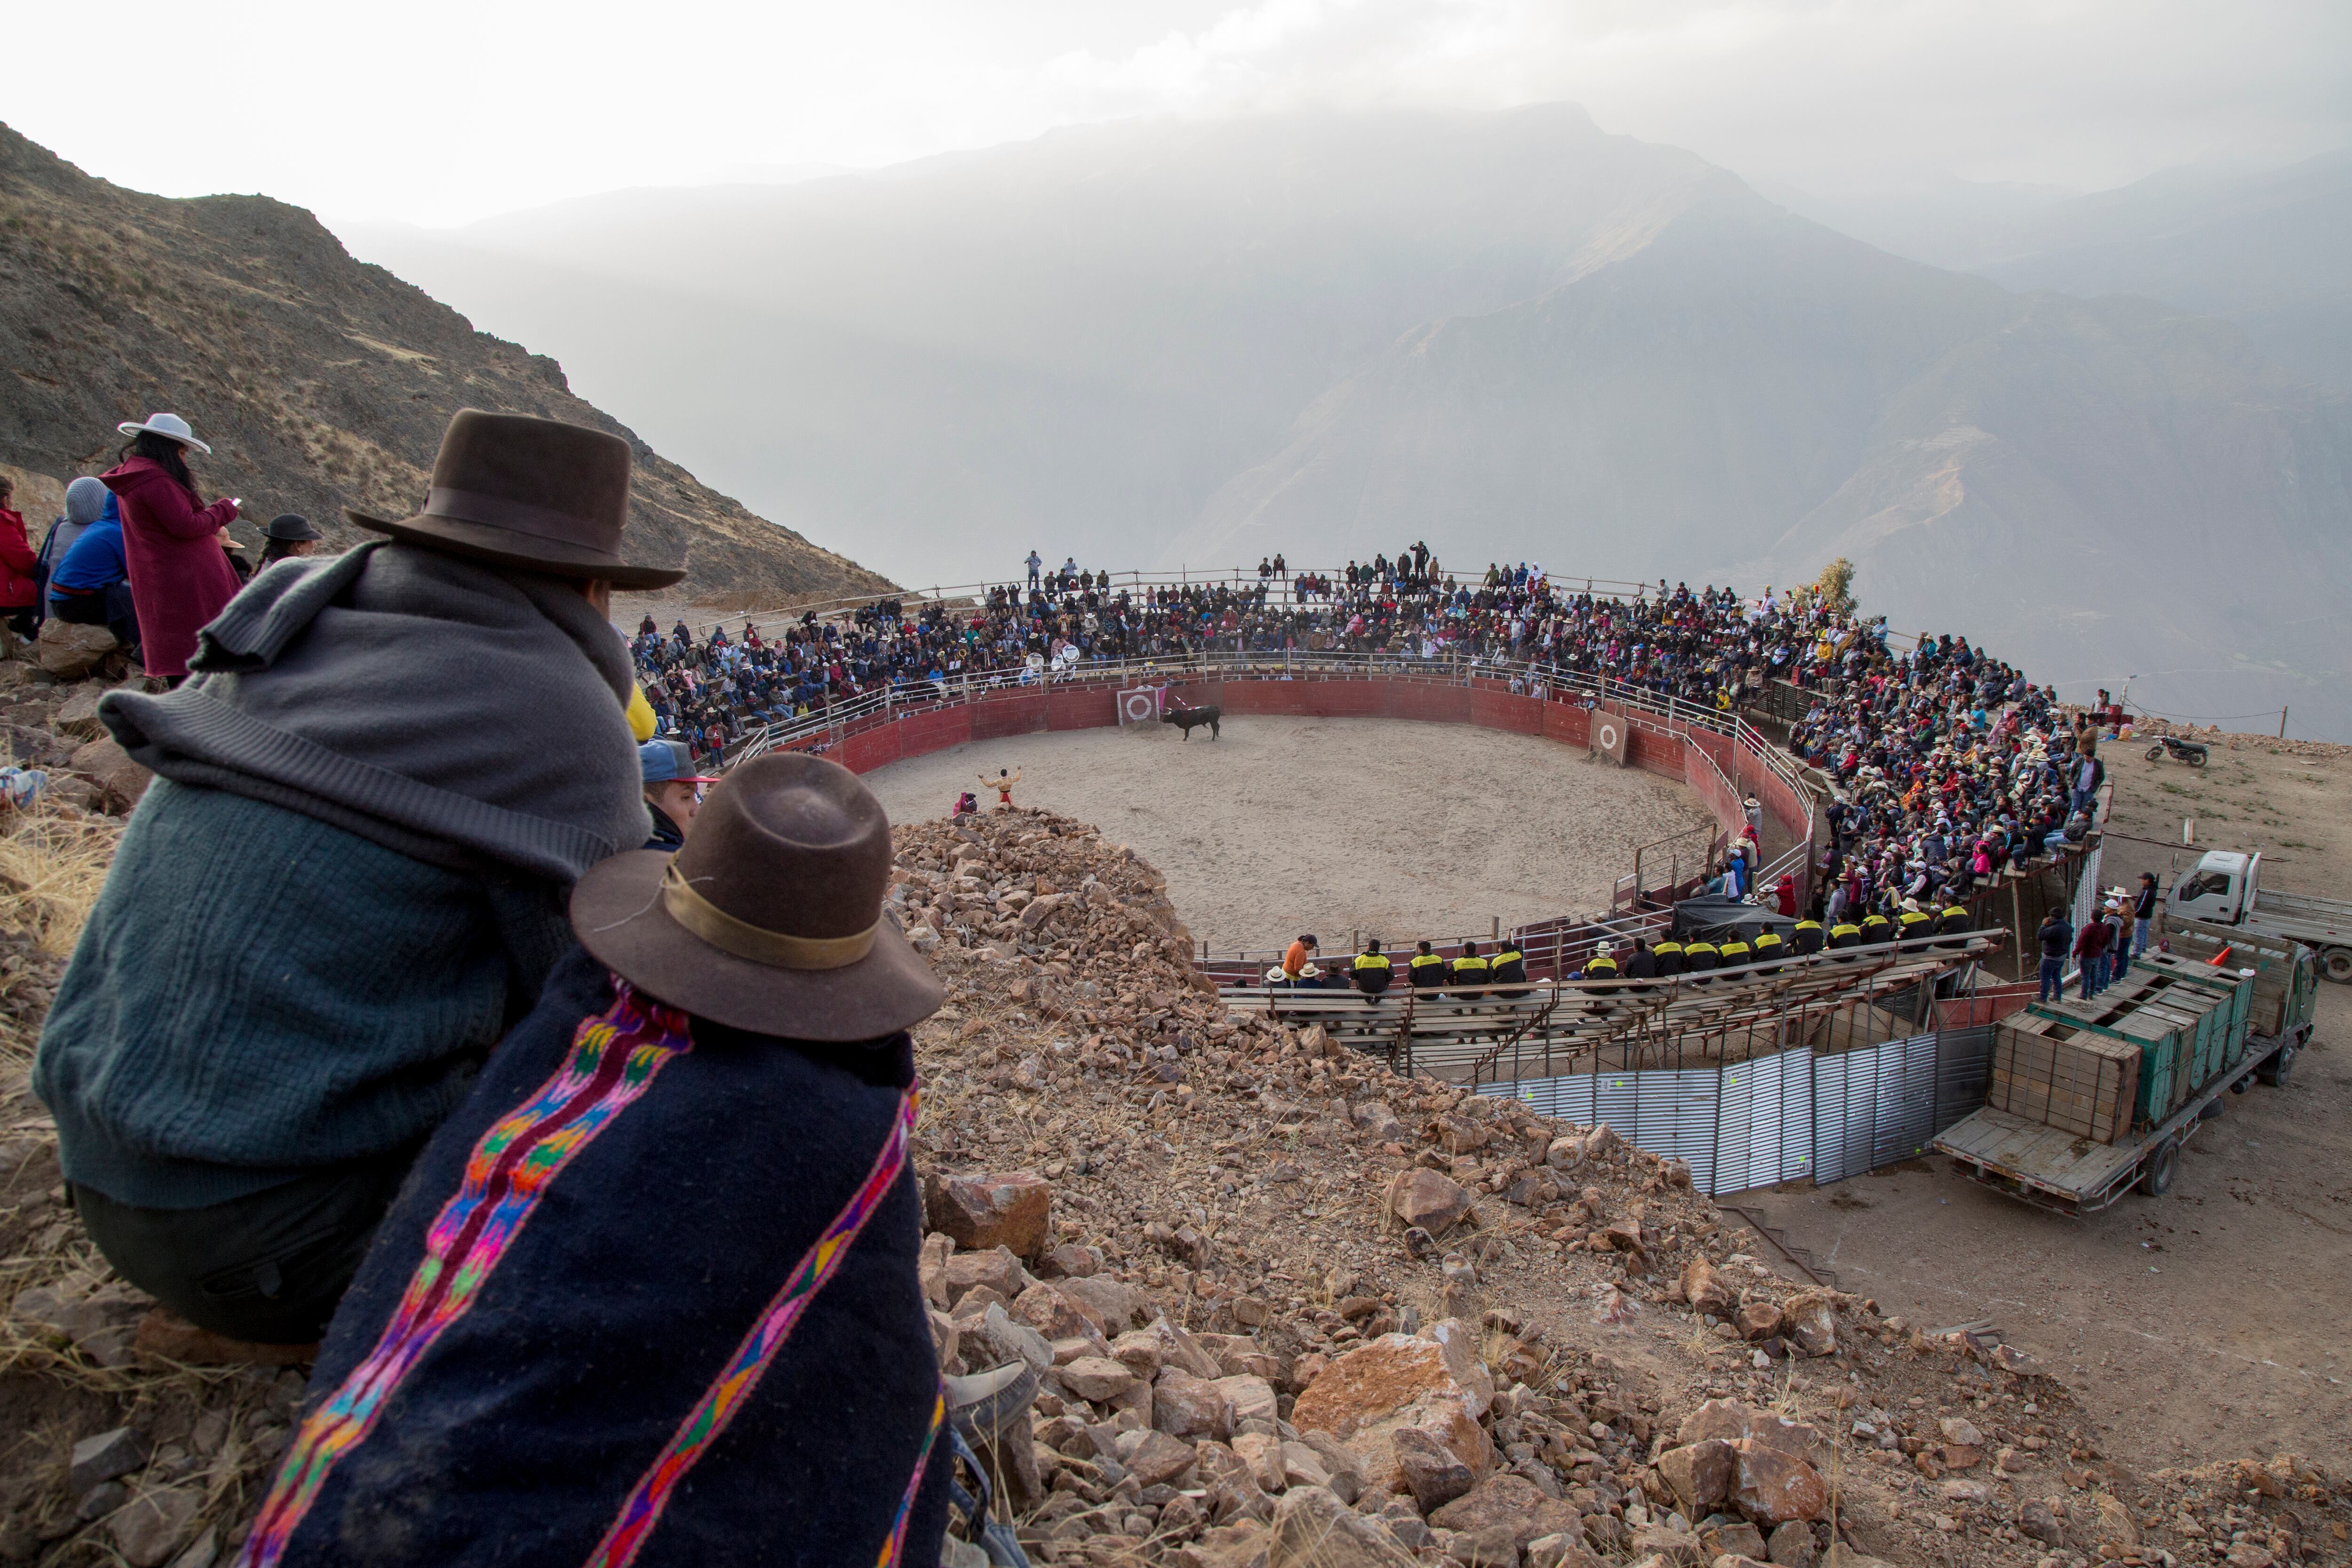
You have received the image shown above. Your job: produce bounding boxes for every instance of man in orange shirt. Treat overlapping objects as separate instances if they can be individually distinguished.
[1282,934,1318,982]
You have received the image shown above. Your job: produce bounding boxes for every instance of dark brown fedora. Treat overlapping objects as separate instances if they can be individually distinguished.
[570,752,944,1040]
[348,409,686,590]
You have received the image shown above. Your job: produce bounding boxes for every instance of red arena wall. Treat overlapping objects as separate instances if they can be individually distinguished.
[784,673,1810,895]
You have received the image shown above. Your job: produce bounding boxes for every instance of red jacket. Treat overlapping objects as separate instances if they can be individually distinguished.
[0,508,37,609]
[101,458,240,678]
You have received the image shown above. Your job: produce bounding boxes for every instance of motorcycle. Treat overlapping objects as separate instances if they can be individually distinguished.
[2145,734,2209,767]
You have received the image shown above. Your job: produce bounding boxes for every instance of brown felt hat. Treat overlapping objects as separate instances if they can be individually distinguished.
[348,408,686,590]
[570,752,944,1040]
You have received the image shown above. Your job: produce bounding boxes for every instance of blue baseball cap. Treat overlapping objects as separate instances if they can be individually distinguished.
[640,738,717,786]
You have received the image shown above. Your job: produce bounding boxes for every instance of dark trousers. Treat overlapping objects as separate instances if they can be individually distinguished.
[72,1140,422,1344]
[2038,956,2064,1003]
[49,582,140,654]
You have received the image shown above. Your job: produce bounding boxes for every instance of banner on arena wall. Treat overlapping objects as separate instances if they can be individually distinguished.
[1593,707,1631,767]
[1117,686,1165,726]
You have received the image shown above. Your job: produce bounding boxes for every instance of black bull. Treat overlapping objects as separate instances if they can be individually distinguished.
[1164,704,1222,741]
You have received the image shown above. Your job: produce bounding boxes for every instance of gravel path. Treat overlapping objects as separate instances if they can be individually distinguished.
[860,714,1712,955]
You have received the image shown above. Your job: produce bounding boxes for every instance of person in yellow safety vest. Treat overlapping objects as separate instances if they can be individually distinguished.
[1683,936,1719,978]
[1449,940,1490,999]
[1752,926,1786,972]
[1580,940,1621,996]
[1791,917,1825,955]
[1828,918,1864,950]
[1859,908,1893,945]
[1408,939,1448,990]
[1897,898,1936,943]
[1490,940,1528,998]
[1353,938,1392,1000]
[1935,902,1973,947]
[1652,936,1685,976]
[1717,934,1752,969]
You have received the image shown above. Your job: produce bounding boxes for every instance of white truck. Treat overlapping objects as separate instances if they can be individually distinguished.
[2166,850,2352,983]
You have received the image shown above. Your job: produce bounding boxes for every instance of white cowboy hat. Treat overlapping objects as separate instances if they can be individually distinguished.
[116,412,212,455]
[1298,963,1322,979]
[1265,966,1288,984]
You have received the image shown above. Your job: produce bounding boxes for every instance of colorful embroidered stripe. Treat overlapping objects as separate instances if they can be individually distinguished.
[583,1087,919,1568]
[238,983,692,1568]
[876,1386,947,1568]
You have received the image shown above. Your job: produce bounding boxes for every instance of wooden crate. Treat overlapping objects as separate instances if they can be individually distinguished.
[1987,1019,2139,1144]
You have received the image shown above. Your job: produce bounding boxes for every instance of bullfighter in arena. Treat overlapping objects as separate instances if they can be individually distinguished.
[982,767,1023,808]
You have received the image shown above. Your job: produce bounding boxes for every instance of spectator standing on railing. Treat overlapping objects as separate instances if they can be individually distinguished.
[2037,908,2073,1003]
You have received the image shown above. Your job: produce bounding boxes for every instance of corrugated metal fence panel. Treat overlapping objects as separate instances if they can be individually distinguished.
[1811,1052,1875,1185]
[1934,1025,1994,1134]
[1714,1046,1814,1195]
[1639,1070,1724,1196]
[1485,1072,1598,1125]
[1481,1030,1984,1193]
[1867,1034,1942,1166]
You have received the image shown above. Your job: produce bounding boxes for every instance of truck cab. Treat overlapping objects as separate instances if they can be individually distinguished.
[2168,850,2257,925]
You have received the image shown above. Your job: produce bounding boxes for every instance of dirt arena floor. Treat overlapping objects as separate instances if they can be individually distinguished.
[1734,735,2352,1471]
[861,715,1712,955]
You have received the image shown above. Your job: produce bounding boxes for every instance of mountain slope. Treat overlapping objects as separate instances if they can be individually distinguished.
[339,107,2352,737]
[1972,151,2352,394]
[1176,173,2352,737]
[341,104,1728,586]
[0,124,890,600]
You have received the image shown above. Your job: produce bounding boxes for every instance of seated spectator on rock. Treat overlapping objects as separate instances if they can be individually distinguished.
[257,511,323,569]
[244,755,951,1566]
[46,491,142,657]
[0,473,40,644]
[34,411,678,1350]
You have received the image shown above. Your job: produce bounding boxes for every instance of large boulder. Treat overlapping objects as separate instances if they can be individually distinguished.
[1267,1485,1419,1568]
[1154,1369,1235,1441]
[1383,1168,1474,1236]
[53,684,108,740]
[1289,1322,1494,1497]
[1731,1439,1831,1526]
[69,736,150,813]
[37,619,117,678]
[923,1170,1053,1258]
[1429,1474,1584,1557]
[1655,1438,1739,1514]
[1679,1257,1734,1317]
[1780,1292,1837,1356]
[941,1246,1029,1307]
[1676,1400,1830,1470]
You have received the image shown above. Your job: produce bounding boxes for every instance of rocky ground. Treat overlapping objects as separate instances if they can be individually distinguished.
[0,714,2344,1567]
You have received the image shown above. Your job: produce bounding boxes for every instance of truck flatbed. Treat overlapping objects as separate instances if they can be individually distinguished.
[1936,1053,2256,1214]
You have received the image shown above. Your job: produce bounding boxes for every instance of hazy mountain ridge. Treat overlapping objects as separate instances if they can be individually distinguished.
[0,124,891,601]
[338,107,2352,736]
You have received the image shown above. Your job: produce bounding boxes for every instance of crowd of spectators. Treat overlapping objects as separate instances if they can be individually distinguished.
[631,554,2109,934]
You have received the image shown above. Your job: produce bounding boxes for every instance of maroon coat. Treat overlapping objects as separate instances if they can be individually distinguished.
[0,507,36,609]
[101,458,240,678]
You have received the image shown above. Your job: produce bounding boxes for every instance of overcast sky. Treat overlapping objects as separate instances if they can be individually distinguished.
[11,0,2348,225]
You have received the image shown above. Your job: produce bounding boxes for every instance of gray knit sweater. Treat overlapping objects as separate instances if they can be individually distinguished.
[35,543,647,1208]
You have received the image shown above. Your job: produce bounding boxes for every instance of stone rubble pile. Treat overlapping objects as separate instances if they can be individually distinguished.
[897,808,2350,1568]
[0,804,2344,1565]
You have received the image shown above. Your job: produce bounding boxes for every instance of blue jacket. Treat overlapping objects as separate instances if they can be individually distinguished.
[261,948,949,1566]
[50,508,127,594]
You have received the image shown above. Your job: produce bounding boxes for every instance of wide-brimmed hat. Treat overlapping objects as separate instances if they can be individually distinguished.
[349,409,685,590]
[117,412,211,454]
[265,512,322,541]
[572,752,942,1040]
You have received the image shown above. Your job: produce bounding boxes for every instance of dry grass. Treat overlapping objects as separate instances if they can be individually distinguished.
[0,803,121,960]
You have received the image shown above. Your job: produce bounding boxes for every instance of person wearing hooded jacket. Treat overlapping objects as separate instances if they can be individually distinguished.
[46,494,141,657]
[38,476,112,601]
[0,473,41,641]
[100,413,242,683]
[35,410,683,1351]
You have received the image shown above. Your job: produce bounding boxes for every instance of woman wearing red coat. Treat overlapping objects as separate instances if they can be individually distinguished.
[101,413,240,683]
[0,474,40,640]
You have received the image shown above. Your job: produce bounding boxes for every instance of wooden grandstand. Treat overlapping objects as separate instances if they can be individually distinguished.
[1221,932,2010,1087]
